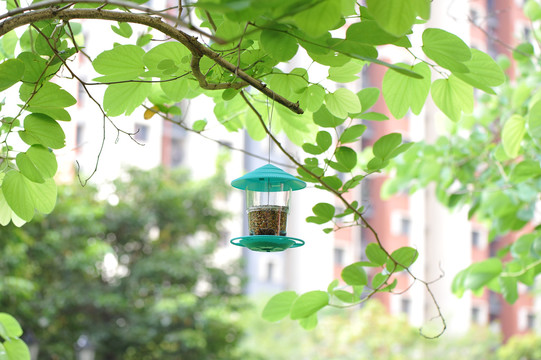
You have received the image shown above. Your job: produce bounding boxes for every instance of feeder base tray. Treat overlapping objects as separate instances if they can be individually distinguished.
[230,235,304,252]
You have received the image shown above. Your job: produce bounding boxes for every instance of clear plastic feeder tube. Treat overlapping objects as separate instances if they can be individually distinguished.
[247,189,291,236]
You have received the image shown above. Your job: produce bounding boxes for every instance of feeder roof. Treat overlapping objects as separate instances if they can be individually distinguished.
[231,164,306,192]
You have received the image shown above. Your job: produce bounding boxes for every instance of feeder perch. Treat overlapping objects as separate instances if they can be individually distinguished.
[230,164,306,252]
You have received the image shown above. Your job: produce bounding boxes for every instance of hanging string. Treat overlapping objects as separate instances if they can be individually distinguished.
[266,96,275,205]
[266,96,275,164]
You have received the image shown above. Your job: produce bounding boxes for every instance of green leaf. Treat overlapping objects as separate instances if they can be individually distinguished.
[341,175,364,192]
[339,124,366,143]
[513,43,534,62]
[0,30,18,60]
[389,142,414,159]
[313,106,345,128]
[333,289,357,303]
[386,247,419,272]
[161,77,189,102]
[104,82,152,116]
[312,202,335,221]
[294,0,341,37]
[320,176,342,191]
[299,313,318,330]
[16,153,43,183]
[501,114,526,158]
[0,343,6,360]
[382,62,431,118]
[93,45,146,81]
[268,68,307,99]
[357,87,380,112]
[356,112,389,121]
[365,243,388,266]
[341,262,368,286]
[136,34,153,47]
[299,85,325,112]
[510,234,535,259]
[371,273,387,289]
[0,313,23,338]
[260,28,298,62]
[366,157,389,172]
[373,133,402,160]
[0,59,24,92]
[527,100,541,142]
[19,82,77,121]
[422,28,471,72]
[4,339,30,360]
[525,0,541,21]
[192,120,207,132]
[306,215,330,225]
[327,38,378,60]
[327,279,339,293]
[262,291,298,322]
[19,113,65,149]
[275,106,317,146]
[325,88,362,118]
[499,276,518,304]
[346,21,405,46]
[328,61,364,83]
[144,42,190,77]
[302,131,332,155]
[0,191,26,227]
[290,291,329,320]
[366,0,429,36]
[454,49,505,94]
[2,171,57,221]
[452,269,468,297]
[18,145,57,181]
[510,160,541,183]
[17,52,60,85]
[111,22,133,38]
[431,75,474,121]
[463,258,503,291]
[334,146,357,172]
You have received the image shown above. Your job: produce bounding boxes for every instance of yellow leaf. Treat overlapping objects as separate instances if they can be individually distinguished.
[144,106,159,120]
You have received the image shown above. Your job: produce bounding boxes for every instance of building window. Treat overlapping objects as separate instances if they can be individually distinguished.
[170,138,184,167]
[360,178,373,217]
[391,212,411,237]
[527,313,536,330]
[472,306,480,324]
[400,217,411,236]
[334,248,345,266]
[76,123,85,149]
[472,230,481,248]
[401,298,411,315]
[77,81,86,106]
[134,124,149,142]
[266,262,274,283]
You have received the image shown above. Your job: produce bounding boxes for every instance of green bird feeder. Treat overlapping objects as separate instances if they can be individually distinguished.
[230,164,306,252]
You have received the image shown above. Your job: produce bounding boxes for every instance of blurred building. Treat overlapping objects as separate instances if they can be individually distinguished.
[351,0,538,341]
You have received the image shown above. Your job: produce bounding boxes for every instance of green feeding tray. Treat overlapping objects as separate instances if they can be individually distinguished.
[231,163,306,192]
[230,235,305,252]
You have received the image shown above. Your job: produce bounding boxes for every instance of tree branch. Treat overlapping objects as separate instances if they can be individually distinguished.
[0,6,304,114]
[190,53,248,90]
[240,90,447,338]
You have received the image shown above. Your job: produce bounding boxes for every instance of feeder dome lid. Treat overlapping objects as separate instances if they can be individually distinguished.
[231,164,306,192]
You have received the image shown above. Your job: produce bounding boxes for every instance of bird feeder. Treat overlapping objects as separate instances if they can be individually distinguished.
[230,164,306,252]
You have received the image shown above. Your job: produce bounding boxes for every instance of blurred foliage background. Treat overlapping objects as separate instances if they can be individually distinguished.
[1,166,539,359]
